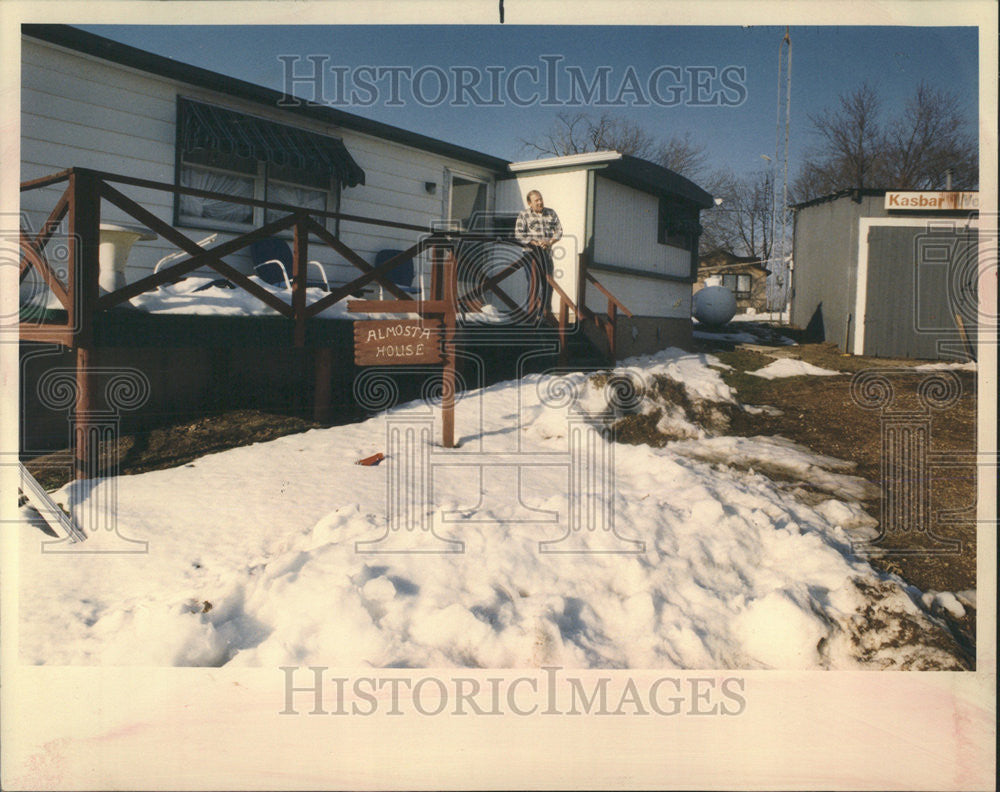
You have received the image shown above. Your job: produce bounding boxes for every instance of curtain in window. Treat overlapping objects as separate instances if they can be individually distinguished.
[266,182,327,224]
[179,166,254,224]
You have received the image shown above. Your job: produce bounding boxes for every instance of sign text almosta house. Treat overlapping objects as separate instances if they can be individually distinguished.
[353,319,444,366]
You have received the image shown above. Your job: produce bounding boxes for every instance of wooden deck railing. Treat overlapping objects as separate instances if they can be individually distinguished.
[19,166,633,477]
[19,167,498,347]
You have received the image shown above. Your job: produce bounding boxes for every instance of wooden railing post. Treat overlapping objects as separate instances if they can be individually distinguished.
[607,300,617,361]
[68,169,101,480]
[430,245,443,302]
[441,249,457,448]
[558,297,569,368]
[528,250,539,318]
[292,214,308,347]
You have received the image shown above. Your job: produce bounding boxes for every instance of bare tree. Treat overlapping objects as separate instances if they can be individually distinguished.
[655,131,709,180]
[522,111,707,179]
[700,169,775,261]
[697,169,740,254]
[793,82,977,202]
[883,83,978,188]
[793,84,886,200]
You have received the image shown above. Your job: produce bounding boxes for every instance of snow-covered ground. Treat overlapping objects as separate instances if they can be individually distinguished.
[732,310,790,323]
[914,360,978,371]
[18,349,970,669]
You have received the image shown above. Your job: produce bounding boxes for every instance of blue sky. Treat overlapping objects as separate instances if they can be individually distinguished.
[82,24,979,181]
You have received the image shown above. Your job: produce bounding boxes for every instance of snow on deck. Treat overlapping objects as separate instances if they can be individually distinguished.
[28,275,419,320]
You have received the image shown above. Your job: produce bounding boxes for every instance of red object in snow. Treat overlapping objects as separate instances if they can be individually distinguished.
[356,452,385,466]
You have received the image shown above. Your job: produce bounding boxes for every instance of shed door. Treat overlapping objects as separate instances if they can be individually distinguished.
[864,226,978,359]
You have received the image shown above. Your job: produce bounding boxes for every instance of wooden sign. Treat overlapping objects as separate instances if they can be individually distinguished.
[353,319,444,366]
[349,250,457,447]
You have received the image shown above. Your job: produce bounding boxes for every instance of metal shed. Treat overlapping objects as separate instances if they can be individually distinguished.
[790,189,980,360]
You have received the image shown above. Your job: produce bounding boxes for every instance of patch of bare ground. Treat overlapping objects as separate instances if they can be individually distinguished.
[601,333,977,663]
[25,409,325,492]
[842,579,971,670]
[692,336,978,662]
[592,372,740,444]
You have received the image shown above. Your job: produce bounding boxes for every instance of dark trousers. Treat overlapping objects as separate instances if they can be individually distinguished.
[528,245,554,320]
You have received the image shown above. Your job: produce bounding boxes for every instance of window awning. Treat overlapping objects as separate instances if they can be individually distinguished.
[179,98,365,188]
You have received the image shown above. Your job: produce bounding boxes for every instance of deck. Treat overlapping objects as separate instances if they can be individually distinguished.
[19,167,631,473]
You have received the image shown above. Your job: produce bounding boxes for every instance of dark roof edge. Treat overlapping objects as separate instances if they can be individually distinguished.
[612,155,714,208]
[699,248,765,264]
[22,24,510,172]
[790,188,889,210]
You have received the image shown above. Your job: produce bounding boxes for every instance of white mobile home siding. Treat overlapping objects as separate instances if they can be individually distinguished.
[590,176,691,320]
[21,37,498,287]
[592,176,691,278]
[585,270,691,319]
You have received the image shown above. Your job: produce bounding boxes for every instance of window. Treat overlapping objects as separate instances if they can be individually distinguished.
[658,197,702,249]
[722,273,752,297]
[174,98,364,233]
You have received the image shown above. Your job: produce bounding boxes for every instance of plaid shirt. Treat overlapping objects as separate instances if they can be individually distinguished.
[514,207,563,245]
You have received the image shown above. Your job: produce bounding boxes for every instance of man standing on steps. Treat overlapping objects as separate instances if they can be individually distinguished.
[514,190,562,320]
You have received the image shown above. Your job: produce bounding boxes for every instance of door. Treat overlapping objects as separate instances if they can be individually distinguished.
[864,225,978,359]
[445,170,489,230]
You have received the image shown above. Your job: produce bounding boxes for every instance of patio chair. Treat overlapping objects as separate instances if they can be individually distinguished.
[375,248,421,300]
[152,233,232,290]
[250,238,331,291]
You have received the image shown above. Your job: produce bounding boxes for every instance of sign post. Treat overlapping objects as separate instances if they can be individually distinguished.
[349,247,459,448]
[441,251,457,449]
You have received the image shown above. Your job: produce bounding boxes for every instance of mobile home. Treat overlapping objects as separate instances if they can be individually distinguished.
[17,25,715,455]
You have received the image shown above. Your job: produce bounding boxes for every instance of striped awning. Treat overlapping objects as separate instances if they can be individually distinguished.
[178,98,365,188]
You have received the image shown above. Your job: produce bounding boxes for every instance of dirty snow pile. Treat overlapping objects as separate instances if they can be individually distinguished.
[17,348,969,670]
[747,358,844,379]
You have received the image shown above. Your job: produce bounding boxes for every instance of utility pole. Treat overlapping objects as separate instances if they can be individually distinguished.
[770,26,792,321]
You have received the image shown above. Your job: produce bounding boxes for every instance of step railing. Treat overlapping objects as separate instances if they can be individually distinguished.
[546,266,633,364]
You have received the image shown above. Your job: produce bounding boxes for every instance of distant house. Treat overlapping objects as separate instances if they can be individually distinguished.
[694,249,770,313]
